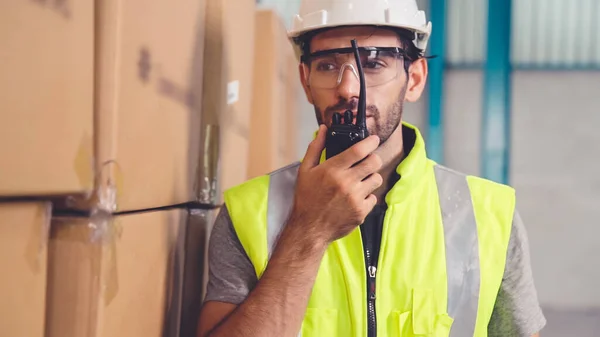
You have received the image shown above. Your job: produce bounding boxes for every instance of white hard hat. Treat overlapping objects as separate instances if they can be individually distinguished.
[288,0,432,56]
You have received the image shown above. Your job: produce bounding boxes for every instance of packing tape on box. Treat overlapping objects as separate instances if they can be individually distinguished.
[25,203,52,273]
[50,209,122,308]
[94,160,124,212]
[89,183,121,306]
[82,161,122,305]
[63,157,125,212]
[197,124,220,204]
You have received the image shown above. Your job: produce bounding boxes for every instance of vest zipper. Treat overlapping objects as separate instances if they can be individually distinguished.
[365,247,377,337]
[362,204,388,337]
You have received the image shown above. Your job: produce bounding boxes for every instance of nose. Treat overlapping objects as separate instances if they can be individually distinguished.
[336,64,360,101]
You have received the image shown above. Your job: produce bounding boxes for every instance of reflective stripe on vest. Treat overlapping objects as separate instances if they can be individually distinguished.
[266,163,480,337]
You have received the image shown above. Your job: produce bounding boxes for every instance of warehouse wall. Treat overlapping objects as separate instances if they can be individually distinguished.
[443,70,600,310]
[511,71,600,310]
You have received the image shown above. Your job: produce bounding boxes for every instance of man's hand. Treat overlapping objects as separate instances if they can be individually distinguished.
[197,125,382,337]
[289,124,383,244]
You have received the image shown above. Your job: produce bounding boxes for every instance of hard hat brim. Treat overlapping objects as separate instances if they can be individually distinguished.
[287,21,432,61]
[288,22,431,41]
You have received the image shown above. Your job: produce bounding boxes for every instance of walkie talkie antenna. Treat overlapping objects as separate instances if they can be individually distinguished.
[351,39,367,130]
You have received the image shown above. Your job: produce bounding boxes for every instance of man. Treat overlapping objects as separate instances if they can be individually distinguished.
[197,0,546,336]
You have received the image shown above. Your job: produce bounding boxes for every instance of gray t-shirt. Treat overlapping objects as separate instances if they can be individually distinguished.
[204,205,547,336]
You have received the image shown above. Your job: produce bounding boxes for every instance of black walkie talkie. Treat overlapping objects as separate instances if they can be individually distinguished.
[325,39,369,159]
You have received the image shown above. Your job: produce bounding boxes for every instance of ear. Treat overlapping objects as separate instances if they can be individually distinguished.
[299,63,314,104]
[404,58,428,103]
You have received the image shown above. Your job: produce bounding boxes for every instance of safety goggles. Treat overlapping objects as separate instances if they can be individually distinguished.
[301,46,409,89]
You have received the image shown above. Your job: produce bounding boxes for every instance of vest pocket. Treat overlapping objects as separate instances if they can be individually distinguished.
[433,314,454,337]
[388,310,412,336]
[301,308,338,336]
[387,288,455,337]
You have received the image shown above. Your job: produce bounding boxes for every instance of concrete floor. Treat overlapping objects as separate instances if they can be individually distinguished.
[540,308,600,337]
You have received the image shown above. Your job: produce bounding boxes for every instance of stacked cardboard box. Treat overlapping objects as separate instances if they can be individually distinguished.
[0,0,259,335]
[201,0,257,199]
[0,203,50,337]
[0,0,205,212]
[0,2,94,335]
[248,9,301,179]
[177,0,257,336]
[0,1,94,197]
[46,209,188,337]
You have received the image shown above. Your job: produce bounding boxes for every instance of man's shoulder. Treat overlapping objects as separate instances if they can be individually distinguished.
[268,161,301,176]
[432,162,515,194]
[224,161,301,200]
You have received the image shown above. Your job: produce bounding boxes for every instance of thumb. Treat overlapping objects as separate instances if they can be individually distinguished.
[300,124,327,170]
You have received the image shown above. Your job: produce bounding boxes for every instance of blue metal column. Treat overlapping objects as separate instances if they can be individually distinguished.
[426,0,446,164]
[482,0,512,184]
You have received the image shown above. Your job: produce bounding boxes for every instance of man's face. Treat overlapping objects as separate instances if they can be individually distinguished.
[299,26,428,144]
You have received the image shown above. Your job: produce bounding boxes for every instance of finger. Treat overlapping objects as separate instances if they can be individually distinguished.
[300,124,327,171]
[361,194,378,214]
[357,173,383,197]
[349,153,383,180]
[332,135,380,169]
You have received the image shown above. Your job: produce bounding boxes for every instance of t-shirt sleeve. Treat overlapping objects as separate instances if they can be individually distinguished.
[488,210,547,337]
[203,205,258,305]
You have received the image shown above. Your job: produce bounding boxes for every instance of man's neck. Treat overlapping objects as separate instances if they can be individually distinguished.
[372,125,405,204]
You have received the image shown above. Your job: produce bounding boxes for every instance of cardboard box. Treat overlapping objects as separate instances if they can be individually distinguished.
[1,0,207,213]
[66,0,207,212]
[46,208,187,337]
[0,1,95,197]
[180,208,219,337]
[248,9,300,179]
[0,202,51,337]
[201,0,256,198]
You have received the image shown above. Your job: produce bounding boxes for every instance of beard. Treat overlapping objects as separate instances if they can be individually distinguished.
[314,88,406,145]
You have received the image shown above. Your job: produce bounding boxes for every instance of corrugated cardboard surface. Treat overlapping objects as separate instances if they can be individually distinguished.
[180,208,218,337]
[202,0,256,199]
[0,1,95,196]
[1,0,207,211]
[46,208,187,337]
[248,9,300,179]
[0,202,51,337]
[68,0,207,212]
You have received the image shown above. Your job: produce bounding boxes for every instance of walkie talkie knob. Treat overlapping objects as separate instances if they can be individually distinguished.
[332,112,342,125]
[344,110,353,124]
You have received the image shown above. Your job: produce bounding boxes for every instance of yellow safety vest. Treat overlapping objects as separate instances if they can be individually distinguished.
[224,122,515,337]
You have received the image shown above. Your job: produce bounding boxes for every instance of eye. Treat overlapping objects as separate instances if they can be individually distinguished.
[364,60,385,69]
[315,62,337,71]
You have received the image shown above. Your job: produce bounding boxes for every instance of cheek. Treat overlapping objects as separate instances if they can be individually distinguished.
[385,79,407,105]
[310,89,336,112]
[372,87,404,119]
